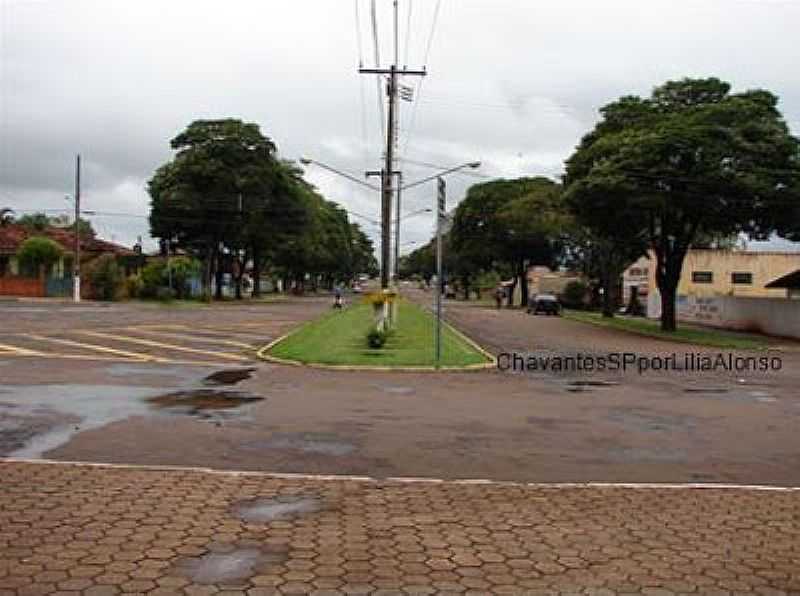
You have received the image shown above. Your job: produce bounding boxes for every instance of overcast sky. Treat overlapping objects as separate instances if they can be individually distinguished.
[2,0,799,253]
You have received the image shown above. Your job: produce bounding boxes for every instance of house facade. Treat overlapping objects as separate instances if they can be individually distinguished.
[0,224,136,297]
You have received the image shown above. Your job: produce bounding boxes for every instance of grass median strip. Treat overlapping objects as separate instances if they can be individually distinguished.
[266,300,492,367]
[563,309,772,350]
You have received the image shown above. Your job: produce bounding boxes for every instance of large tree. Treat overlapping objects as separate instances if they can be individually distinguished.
[0,208,13,226]
[564,78,800,331]
[450,177,567,307]
[149,119,295,300]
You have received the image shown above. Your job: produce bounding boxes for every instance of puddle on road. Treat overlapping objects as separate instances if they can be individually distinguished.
[204,368,257,386]
[232,495,323,523]
[147,389,263,416]
[240,433,356,456]
[565,379,619,393]
[684,387,729,394]
[376,384,416,396]
[175,547,287,585]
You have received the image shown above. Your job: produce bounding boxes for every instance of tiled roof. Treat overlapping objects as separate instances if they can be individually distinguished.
[0,224,134,256]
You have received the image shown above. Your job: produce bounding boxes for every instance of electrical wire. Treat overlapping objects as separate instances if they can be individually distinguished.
[354,0,372,170]
[400,0,442,163]
[370,0,386,142]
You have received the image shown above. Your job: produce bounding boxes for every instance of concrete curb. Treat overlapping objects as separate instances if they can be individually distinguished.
[3,458,799,491]
[256,306,496,372]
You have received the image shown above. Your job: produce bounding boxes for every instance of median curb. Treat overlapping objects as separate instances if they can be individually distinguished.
[256,312,496,372]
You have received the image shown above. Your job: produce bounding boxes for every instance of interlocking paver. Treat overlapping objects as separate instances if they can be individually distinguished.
[1,461,799,594]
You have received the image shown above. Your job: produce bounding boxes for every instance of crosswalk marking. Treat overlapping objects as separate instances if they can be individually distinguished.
[79,331,252,362]
[0,342,44,356]
[24,334,160,362]
[122,327,253,349]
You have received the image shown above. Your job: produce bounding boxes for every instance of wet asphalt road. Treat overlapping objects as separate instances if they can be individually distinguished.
[1,295,800,486]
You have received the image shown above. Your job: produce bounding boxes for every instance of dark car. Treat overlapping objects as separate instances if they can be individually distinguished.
[528,294,561,316]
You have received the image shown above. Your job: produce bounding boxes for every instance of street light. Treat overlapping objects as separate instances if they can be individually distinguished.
[299,156,380,192]
[399,207,432,222]
[400,161,481,192]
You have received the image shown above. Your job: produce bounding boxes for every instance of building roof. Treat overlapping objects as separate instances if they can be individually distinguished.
[765,269,800,289]
[0,224,134,256]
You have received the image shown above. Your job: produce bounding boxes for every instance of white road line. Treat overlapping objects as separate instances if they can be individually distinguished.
[120,327,253,349]
[3,458,799,491]
[25,334,157,362]
[0,342,44,356]
[79,331,251,362]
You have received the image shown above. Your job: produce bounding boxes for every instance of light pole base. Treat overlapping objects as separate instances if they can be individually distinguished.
[73,275,81,302]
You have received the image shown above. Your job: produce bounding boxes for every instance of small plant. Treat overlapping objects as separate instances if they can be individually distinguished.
[86,254,124,301]
[367,327,390,349]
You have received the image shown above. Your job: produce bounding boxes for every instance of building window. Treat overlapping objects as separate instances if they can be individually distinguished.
[692,271,713,284]
[731,272,753,285]
[629,268,642,277]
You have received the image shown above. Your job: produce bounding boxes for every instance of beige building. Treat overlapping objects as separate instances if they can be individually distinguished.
[646,250,800,338]
[647,249,800,302]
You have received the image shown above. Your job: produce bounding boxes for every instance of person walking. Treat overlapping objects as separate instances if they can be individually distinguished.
[333,285,343,309]
[494,286,504,309]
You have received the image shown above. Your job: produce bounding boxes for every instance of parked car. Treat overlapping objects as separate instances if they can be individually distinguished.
[352,283,363,293]
[528,294,561,316]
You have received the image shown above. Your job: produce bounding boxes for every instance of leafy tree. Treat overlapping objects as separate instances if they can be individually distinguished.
[450,177,567,307]
[15,212,95,237]
[16,237,63,279]
[564,77,800,331]
[16,213,50,231]
[149,119,286,300]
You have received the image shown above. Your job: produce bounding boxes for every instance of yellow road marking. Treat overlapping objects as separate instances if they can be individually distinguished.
[121,327,253,349]
[0,351,234,366]
[79,331,251,362]
[138,324,271,341]
[24,334,159,362]
[0,342,45,356]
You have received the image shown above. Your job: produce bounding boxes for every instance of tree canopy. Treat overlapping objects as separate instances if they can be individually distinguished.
[564,77,800,330]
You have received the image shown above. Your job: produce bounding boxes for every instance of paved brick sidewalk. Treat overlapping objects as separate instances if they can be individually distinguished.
[0,461,798,595]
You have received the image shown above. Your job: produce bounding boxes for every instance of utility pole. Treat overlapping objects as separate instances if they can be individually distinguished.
[435,176,445,368]
[359,1,425,289]
[394,172,403,281]
[366,168,401,281]
[73,154,81,303]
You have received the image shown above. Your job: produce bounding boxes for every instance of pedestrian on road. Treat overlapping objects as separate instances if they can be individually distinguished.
[333,285,343,309]
[494,286,504,309]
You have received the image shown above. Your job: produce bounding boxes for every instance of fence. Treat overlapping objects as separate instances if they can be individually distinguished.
[648,291,800,340]
[0,277,45,298]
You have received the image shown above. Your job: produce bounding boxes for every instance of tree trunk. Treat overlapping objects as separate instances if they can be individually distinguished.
[506,279,516,307]
[252,245,262,298]
[203,244,213,302]
[660,288,677,332]
[519,261,529,308]
[601,271,615,318]
[214,252,224,300]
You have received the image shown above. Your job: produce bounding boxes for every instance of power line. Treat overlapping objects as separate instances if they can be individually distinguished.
[400,0,442,162]
[369,0,386,142]
[354,0,372,170]
[403,0,413,67]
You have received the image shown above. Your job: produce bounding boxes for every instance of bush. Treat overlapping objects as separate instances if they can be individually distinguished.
[125,274,144,299]
[86,255,124,301]
[139,261,166,298]
[16,236,63,278]
[367,327,390,349]
[561,280,589,310]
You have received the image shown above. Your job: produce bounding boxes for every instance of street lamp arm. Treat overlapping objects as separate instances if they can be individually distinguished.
[400,161,481,192]
[299,157,380,192]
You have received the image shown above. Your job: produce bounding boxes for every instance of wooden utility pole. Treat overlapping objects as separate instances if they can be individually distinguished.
[359,10,425,288]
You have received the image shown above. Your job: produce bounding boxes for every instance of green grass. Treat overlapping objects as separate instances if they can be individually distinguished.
[267,300,492,367]
[563,309,772,350]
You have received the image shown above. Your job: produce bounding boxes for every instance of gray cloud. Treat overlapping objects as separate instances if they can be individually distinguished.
[1,0,799,252]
